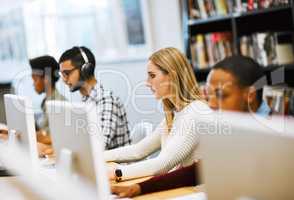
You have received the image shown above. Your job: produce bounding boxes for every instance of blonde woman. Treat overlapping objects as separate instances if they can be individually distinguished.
[104,47,211,181]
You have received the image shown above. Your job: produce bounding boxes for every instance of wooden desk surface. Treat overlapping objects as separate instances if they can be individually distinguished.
[133,186,197,200]
[1,176,201,200]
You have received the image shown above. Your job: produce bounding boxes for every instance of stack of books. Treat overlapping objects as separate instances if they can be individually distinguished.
[240,32,294,66]
[189,0,229,19]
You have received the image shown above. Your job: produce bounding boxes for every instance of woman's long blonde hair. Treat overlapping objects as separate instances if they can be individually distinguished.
[149,47,203,133]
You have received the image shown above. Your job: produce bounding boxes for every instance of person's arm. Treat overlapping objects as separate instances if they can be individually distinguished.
[0,124,8,141]
[97,96,120,150]
[0,129,8,140]
[139,162,199,194]
[114,118,200,181]
[96,95,132,150]
[111,162,199,198]
[103,120,165,162]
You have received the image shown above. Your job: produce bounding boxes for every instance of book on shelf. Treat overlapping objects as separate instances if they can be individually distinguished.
[263,85,294,116]
[233,0,242,13]
[198,0,208,18]
[190,32,233,69]
[188,0,291,20]
[214,0,228,16]
[239,32,294,66]
[189,0,201,19]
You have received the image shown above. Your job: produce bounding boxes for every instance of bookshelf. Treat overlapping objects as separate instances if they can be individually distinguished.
[181,0,294,86]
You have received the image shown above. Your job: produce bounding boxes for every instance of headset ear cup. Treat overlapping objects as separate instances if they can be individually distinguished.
[81,63,94,80]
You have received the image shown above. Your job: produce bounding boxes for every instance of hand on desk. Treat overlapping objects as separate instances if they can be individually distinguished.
[36,130,52,145]
[111,184,141,198]
[107,162,119,180]
[37,142,54,157]
[0,130,8,141]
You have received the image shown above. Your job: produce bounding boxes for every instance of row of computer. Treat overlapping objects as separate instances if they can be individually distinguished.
[1,94,294,200]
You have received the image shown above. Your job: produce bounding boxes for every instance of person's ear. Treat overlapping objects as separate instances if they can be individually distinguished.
[246,86,257,105]
[43,76,51,89]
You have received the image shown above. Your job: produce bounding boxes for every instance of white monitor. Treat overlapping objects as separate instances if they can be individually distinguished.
[200,112,294,200]
[46,100,110,200]
[4,94,39,169]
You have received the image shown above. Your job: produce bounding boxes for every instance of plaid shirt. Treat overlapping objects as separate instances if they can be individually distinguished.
[82,83,131,150]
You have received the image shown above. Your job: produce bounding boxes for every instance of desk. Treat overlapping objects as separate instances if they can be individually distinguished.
[1,176,201,200]
[133,187,197,200]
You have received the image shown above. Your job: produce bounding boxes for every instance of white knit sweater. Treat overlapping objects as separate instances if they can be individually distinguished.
[103,100,212,180]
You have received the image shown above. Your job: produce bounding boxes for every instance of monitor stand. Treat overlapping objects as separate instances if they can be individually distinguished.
[58,148,74,178]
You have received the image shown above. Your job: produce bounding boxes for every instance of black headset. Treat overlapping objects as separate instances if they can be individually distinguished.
[78,47,95,80]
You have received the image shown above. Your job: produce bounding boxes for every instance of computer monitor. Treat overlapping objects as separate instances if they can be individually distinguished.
[0,82,13,124]
[4,94,39,169]
[46,100,110,200]
[200,112,294,200]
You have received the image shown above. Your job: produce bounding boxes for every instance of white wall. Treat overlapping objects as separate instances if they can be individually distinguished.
[95,61,163,129]
[149,0,183,52]
[96,0,184,129]
[0,0,184,130]
[0,0,23,12]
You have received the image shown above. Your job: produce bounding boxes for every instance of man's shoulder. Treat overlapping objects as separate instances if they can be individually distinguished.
[99,90,122,105]
[91,84,125,107]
